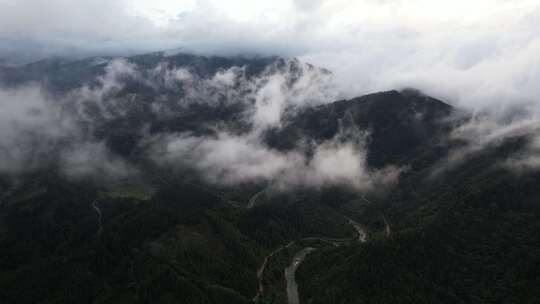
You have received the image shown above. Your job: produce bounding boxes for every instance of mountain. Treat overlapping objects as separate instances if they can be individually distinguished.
[0,52,281,92]
[295,112,540,302]
[265,89,455,168]
[1,52,540,303]
[297,142,540,303]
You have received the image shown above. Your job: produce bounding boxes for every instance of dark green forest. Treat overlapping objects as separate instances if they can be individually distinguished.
[1,52,540,303]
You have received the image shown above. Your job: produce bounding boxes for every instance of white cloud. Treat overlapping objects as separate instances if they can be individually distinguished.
[430,105,540,175]
[0,83,137,180]
[150,131,402,191]
[139,56,401,190]
[2,0,538,113]
[2,1,540,179]
[0,86,73,173]
[1,1,539,113]
[60,141,136,180]
[150,132,296,184]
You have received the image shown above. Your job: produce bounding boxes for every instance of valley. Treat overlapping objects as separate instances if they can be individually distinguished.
[1,51,540,304]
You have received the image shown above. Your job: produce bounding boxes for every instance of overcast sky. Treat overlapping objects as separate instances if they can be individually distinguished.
[1,0,539,107]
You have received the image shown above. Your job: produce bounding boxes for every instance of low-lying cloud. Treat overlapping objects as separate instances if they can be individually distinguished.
[0,86,72,173]
[3,47,540,190]
[0,57,402,191]
[431,105,540,175]
[60,141,136,180]
[140,58,400,190]
[0,83,135,180]
[149,131,402,191]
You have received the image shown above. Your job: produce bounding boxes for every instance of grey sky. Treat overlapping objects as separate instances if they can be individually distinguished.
[0,0,539,108]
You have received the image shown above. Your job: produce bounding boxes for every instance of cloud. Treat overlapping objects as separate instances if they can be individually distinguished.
[131,56,402,191]
[295,140,403,190]
[1,0,539,114]
[250,60,336,130]
[74,58,138,103]
[504,154,540,173]
[4,36,540,187]
[149,132,297,184]
[0,86,72,173]
[60,141,136,180]
[0,83,136,181]
[0,0,164,62]
[67,55,335,129]
[0,55,400,190]
[430,105,540,175]
[149,131,402,191]
[140,57,336,129]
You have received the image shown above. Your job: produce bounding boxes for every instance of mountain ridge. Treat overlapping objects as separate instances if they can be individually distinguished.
[1,51,540,303]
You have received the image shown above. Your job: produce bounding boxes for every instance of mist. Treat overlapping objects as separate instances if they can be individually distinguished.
[1,1,539,110]
[1,0,540,184]
[0,56,404,191]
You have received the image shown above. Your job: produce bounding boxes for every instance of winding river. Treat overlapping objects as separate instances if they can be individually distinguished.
[283,220,368,304]
[253,215,369,304]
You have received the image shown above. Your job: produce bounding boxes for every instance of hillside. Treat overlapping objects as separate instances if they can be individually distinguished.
[1,52,540,303]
